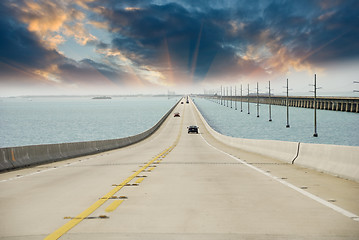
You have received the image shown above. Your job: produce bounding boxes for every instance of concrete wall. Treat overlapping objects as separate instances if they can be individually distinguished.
[0,99,180,172]
[295,143,359,182]
[192,100,359,182]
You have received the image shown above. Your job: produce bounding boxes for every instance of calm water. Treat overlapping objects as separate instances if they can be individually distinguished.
[0,97,179,147]
[193,97,359,146]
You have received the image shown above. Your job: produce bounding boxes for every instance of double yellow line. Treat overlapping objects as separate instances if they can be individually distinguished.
[45,103,185,240]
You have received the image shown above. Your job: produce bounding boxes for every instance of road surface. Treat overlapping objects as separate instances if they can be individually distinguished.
[0,99,358,239]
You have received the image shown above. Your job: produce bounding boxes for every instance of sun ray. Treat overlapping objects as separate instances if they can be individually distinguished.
[163,36,174,86]
[190,22,203,81]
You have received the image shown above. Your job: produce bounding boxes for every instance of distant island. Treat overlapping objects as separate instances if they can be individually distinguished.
[92,96,112,99]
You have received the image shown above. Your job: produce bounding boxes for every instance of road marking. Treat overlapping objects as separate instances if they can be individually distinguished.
[44,147,173,240]
[135,177,145,184]
[105,200,124,212]
[45,103,185,239]
[190,102,359,222]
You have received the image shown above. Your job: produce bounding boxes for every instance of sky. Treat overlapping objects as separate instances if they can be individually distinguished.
[0,0,359,96]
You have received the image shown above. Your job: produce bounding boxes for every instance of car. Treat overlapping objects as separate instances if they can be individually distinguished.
[187,125,199,134]
[174,112,180,117]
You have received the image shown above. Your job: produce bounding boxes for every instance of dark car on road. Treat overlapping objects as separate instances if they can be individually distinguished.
[187,125,199,134]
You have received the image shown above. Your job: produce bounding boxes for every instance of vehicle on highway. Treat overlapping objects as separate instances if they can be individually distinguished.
[174,112,180,117]
[187,125,199,134]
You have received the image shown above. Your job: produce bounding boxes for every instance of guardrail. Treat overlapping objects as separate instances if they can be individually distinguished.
[0,99,181,172]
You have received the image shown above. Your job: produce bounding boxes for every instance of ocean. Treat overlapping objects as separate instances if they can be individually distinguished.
[0,96,179,148]
[193,97,359,146]
[1,96,358,148]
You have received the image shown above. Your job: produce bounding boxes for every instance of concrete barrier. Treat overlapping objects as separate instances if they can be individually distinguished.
[193,99,359,182]
[192,101,298,164]
[0,99,180,172]
[0,148,14,170]
[295,143,359,182]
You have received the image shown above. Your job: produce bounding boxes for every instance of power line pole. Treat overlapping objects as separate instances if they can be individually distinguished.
[230,86,233,108]
[310,74,321,137]
[235,85,237,110]
[247,84,250,114]
[256,82,260,117]
[240,84,243,112]
[226,86,228,107]
[268,81,272,122]
[284,78,291,128]
[220,85,223,105]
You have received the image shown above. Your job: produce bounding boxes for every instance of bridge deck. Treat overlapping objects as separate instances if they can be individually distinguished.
[0,99,358,239]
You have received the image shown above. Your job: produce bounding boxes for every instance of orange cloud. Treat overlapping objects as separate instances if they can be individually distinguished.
[63,23,97,45]
[20,1,67,34]
[13,0,98,49]
[89,20,109,29]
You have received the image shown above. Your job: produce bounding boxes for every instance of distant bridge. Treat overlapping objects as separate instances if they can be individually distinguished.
[198,95,359,113]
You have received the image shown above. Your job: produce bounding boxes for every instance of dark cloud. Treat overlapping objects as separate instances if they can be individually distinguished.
[79,58,128,82]
[88,0,359,82]
[98,2,253,82]
[1,0,359,93]
[0,1,127,89]
[0,2,62,74]
[304,0,359,64]
[260,0,359,64]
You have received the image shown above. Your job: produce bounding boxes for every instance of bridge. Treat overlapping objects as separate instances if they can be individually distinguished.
[0,99,358,239]
[199,95,359,113]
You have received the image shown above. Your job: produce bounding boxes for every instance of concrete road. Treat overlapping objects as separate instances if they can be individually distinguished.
[0,99,358,239]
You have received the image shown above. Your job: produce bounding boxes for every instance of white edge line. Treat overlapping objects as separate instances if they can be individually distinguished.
[190,100,359,222]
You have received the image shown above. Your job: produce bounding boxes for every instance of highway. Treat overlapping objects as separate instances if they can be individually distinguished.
[0,99,358,239]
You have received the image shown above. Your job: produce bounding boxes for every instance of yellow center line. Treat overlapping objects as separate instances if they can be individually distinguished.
[105,200,124,212]
[45,102,185,240]
[135,177,145,184]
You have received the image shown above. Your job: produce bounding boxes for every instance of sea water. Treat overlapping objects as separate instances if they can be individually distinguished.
[193,97,359,146]
[0,97,179,148]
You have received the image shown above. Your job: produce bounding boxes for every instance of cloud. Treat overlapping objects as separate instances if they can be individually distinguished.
[1,0,359,95]
[89,0,359,83]
[0,1,128,94]
[10,0,99,49]
[0,2,62,74]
